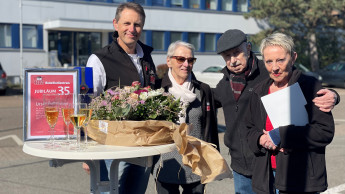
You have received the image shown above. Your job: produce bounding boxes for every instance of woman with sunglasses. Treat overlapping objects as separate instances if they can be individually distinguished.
[152,41,219,194]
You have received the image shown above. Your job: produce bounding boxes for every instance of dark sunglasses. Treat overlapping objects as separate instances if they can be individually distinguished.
[171,56,197,65]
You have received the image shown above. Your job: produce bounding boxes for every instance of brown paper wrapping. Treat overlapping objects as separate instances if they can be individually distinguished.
[87,120,232,183]
[87,120,175,146]
[173,123,232,184]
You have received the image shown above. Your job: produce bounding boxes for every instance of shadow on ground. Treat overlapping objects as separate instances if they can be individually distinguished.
[3,87,23,96]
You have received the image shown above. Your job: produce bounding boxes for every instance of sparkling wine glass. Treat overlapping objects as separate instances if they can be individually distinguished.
[43,94,60,149]
[70,103,87,150]
[79,103,92,146]
[61,103,74,144]
[78,94,94,146]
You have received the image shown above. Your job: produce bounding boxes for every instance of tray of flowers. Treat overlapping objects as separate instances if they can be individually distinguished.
[87,81,186,146]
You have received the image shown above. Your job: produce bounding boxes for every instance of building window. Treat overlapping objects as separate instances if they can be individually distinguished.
[0,24,12,47]
[152,31,165,51]
[170,32,183,43]
[133,0,146,5]
[205,33,216,51]
[112,0,126,3]
[49,31,73,65]
[206,0,217,10]
[139,31,146,44]
[247,35,259,52]
[171,0,183,7]
[23,25,38,48]
[237,0,248,12]
[188,32,200,51]
[189,0,200,9]
[90,32,102,53]
[152,0,165,6]
[222,0,233,11]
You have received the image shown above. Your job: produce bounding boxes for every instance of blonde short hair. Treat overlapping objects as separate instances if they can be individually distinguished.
[260,32,295,57]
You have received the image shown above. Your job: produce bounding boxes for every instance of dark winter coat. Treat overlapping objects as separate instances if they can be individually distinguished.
[246,69,334,193]
[213,52,268,176]
[94,32,157,90]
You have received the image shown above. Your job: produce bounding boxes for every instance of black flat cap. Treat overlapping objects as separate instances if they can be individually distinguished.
[217,29,247,54]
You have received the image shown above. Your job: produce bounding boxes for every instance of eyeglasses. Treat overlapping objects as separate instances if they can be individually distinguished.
[171,56,197,65]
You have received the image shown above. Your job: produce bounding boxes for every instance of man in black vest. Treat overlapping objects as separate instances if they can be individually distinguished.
[84,2,157,194]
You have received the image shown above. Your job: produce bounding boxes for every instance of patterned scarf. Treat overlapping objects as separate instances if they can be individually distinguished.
[230,56,254,101]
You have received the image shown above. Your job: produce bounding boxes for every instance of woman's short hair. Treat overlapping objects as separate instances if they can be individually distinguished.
[167,41,195,57]
[260,32,295,57]
[115,2,146,26]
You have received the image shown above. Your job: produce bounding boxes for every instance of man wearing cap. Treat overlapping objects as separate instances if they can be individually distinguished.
[213,29,340,193]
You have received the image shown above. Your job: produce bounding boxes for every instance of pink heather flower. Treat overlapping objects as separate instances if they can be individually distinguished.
[101,100,108,106]
[107,89,116,95]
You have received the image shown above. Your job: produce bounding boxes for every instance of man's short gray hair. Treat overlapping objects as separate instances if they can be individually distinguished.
[167,41,195,57]
[260,32,295,57]
[115,2,146,26]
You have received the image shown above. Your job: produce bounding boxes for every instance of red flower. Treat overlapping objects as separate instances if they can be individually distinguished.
[134,89,148,95]
[131,81,141,87]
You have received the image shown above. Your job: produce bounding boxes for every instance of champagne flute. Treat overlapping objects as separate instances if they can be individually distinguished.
[78,94,94,146]
[43,94,60,149]
[79,103,92,146]
[70,103,87,150]
[61,103,74,144]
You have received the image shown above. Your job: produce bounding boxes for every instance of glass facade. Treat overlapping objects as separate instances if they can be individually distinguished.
[0,0,251,68]
[237,0,248,12]
[139,31,146,44]
[152,0,165,6]
[23,25,38,48]
[171,0,183,7]
[205,33,216,51]
[78,0,249,11]
[222,0,233,11]
[188,32,200,51]
[189,0,200,8]
[206,0,217,10]
[152,31,165,50]
[171,32,183,43]
[0,24,12,47]
[48,31,101,66]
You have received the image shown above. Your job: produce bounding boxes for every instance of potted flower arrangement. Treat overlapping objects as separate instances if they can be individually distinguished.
[87,81,186,146]
[90,81,184,122]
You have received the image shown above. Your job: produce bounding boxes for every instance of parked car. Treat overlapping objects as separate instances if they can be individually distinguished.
[319,62,345,88]
[193,66,224,88]
[0,63,7,94]
[294,63,322,81]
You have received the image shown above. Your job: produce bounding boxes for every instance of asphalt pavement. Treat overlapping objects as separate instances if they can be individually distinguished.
[0,87,344,194]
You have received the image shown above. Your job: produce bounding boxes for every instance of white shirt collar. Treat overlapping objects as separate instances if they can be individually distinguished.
[135,43,144,58]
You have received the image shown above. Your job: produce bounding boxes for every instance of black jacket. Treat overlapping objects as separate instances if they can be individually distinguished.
[159,72,220,148]
[94,32,157,89]
[246,69,334,193]
[213,52,268,175]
